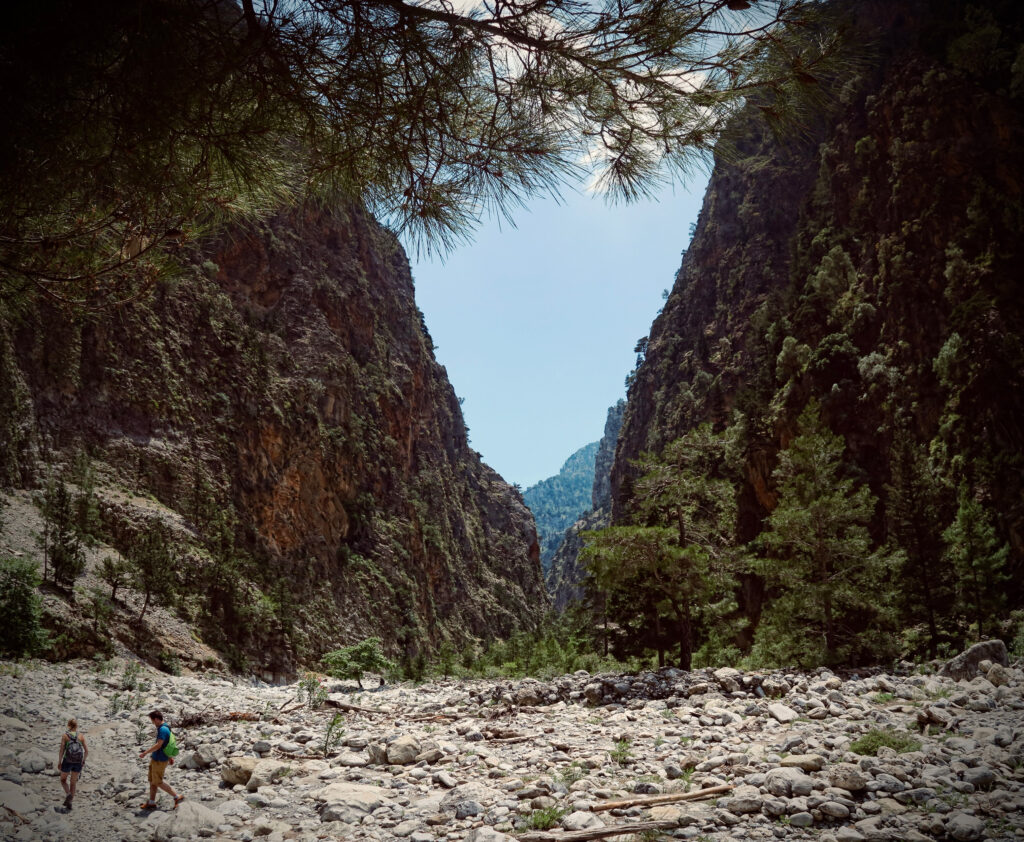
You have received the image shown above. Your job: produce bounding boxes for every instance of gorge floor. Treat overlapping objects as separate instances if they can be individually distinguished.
[1,652,1022,842]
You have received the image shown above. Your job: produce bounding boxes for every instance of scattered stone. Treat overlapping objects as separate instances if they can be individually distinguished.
[945,812,986,841]
[768,703,799,724]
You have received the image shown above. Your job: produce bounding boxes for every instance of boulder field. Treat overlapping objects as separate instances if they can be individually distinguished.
[1,642,1022,842]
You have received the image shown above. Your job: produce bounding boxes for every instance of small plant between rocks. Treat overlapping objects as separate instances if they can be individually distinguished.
[850,728,922,756]
[521,806,567,830]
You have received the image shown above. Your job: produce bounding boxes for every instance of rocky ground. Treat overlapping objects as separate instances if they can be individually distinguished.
[1,641,1022,842]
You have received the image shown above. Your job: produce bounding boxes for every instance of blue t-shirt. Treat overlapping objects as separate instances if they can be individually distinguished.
[153,724,171,762]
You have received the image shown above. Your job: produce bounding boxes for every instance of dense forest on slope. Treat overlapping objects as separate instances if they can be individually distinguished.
[600,0,1024,668]
[0,206,545,676]
[523,442,599,573]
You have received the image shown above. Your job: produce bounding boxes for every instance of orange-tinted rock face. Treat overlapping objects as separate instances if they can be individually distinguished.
[5,204,545,672]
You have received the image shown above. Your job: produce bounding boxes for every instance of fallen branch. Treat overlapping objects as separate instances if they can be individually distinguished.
[592,783,733,812]
[278,702,306,715]
[325,699,387,714]
[2,805,28,825]
[487,734,540,744]
[518,819,678,842]
[278,695,297,711]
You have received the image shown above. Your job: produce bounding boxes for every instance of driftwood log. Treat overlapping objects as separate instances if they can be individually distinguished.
[592,783,733,812]
[517,819,679,842]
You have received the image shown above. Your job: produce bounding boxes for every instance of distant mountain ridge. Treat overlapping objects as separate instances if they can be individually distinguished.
[523,441,598,573]
[546,400,625,609]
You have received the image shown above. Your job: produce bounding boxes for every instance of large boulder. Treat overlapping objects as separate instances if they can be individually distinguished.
[18,749,49,774]
[386,735,421,765]
[313,782,389,824]
[246,758,293,791]
[0,781,40,814]
[765,767,815,797]
[940,640,1008,681]
[713,667,742,693]
[149,800,223,841]
[221,756,259,786]
[440,782,502,813]
[767,703,799,724]
[829,763,868,792]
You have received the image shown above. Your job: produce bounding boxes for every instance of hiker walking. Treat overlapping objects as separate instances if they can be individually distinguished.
[138,709,183,810]
[58,718,88,810]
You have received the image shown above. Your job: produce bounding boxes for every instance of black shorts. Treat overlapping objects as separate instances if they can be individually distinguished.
[60,760,82,773]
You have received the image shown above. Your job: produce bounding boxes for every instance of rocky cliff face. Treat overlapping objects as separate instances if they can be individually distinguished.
[611,0,1024,620]
[0,204,545,673]
[546,401,626,611]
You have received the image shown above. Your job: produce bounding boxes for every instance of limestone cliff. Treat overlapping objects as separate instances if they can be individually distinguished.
[611,0,1024,628]
[0,204,545,673]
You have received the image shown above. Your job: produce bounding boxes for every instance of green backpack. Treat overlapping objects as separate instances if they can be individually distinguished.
[164,728,179,758]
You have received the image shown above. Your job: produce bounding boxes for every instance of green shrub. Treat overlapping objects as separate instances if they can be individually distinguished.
[0,557,48,657]
[321,637,395,688]
[850,728,921,756]
[322,713,345,756]
[298,671,328,708]
[610,738,633,765]
[522,806,567,830]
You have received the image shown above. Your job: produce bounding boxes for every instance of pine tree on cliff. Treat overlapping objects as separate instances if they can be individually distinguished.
[0,0,852,307]
[942,483,1009,641]
[752,401,900,667]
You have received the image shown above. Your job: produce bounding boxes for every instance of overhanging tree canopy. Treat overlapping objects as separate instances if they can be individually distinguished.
[0,0,849,307]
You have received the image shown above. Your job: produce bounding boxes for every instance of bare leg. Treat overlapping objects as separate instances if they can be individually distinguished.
[60,773,69,795]
[157,780,179,800]
[68,771,79,799]
[148,783,158,803]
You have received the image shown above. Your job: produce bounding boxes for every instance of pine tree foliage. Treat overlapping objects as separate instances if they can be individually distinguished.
[583,422,740,668]
[38,477,87,591]
[128,520,178,623]
[942,483,1010,640]
[752,401,900,666]
[0,0,852,307]
[884,423,953,657]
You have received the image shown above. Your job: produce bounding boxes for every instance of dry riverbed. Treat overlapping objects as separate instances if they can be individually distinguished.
[1,642,1022,842]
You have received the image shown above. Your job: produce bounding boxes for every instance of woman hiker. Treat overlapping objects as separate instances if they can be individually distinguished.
[58,718,88,810]
[138,709,184,810]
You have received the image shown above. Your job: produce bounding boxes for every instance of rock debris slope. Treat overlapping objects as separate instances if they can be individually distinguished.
[2,642,1022,842]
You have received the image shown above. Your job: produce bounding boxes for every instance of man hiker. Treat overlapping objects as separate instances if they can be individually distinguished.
[138,710,183,810]
[58,718,88,810]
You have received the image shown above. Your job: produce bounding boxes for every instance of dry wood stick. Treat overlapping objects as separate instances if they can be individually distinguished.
[518,818,678,842]
[591,783,733,812]
[2,805,28,824]
[486,733,540,744]
[325,699,387,714]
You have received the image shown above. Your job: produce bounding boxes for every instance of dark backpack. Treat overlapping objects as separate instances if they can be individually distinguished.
[64,733,84,764]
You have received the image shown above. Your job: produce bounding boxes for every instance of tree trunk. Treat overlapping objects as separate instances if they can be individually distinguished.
[138,590,151,624]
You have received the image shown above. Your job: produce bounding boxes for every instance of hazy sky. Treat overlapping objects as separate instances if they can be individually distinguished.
[411,178,709,489]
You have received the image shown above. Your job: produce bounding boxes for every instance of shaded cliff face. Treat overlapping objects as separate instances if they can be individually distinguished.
[547,400,626,611]
[613,0,1024,603]
[0,204,545,672]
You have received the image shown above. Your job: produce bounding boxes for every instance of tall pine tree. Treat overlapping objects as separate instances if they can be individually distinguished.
[753,402,900,666]
[942,483,1009,641]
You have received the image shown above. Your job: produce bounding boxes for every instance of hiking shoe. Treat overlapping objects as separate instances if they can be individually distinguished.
[139,801,157,810]
[63,794,72,809]
[173,795,185,809]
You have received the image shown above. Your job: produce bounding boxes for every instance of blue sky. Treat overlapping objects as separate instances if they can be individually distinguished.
[411,178,709,489]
